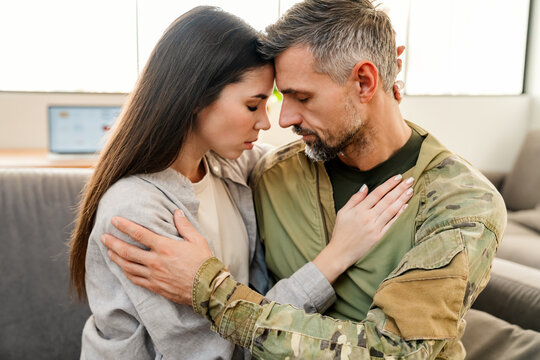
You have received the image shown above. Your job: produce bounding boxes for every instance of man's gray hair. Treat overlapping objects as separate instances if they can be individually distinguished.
[259,0,397,93]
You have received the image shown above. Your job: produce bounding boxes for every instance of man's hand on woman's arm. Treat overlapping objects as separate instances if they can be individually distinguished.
[102,210,212,305]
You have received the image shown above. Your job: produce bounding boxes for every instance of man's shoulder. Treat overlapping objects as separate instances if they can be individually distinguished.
[418,154,507,239]
[250,139,308,187]
[423,154,496,195]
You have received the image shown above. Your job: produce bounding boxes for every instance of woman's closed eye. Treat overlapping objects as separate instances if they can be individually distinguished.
[247,105,258,112]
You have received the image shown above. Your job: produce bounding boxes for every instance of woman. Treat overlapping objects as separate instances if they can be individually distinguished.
[69,6,411,360]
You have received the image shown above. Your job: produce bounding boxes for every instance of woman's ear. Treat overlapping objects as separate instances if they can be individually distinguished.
[351,61,378,103]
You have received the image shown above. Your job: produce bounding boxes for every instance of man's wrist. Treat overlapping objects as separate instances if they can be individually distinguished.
[192,256,265,331]
[192,257,227,318]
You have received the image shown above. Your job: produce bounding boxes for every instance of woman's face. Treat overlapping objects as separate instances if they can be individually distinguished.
[194,64,274,159]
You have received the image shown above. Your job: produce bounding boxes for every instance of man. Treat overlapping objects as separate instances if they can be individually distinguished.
[103,0,506,358]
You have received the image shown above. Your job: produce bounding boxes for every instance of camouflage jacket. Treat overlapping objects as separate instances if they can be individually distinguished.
[192,122,507,359]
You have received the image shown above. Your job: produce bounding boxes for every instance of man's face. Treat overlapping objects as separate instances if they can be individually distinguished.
[275,46,369,161]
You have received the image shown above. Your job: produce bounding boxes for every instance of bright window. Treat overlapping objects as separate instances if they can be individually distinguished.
[404,0,530,95]
[0,0,137,93]
[0,0,530,95]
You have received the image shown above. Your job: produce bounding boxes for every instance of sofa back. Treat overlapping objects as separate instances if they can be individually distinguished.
[502,129,540,211]
[0,168,92,359]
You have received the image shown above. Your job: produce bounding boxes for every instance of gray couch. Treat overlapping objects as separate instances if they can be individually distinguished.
[1,132,540,359]
[0,168,92,359]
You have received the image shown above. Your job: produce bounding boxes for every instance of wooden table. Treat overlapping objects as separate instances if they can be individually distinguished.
[0,149,97,168]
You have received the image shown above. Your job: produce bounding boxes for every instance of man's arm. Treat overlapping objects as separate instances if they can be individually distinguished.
[192,257,449,359]
[191,225,499,359]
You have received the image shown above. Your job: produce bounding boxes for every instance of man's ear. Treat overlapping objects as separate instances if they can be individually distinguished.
[351,61,378,103]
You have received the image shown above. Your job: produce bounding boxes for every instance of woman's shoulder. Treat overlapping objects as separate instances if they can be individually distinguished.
[100,175,159,208]
[92,173,182,242]
[96,175,174,227]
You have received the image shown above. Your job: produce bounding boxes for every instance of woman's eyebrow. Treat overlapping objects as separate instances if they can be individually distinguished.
[251,94,269,99]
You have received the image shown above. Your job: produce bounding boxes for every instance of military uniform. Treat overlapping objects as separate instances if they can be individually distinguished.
[191,122,507,359]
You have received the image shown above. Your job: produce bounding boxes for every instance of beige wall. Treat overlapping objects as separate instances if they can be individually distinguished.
[0,92,127,149]
[0,91,531,172]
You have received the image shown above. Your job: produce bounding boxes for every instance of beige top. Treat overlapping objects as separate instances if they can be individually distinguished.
[192,158,250,285]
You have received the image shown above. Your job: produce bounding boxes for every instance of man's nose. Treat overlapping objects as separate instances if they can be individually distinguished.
[278,99,302,129]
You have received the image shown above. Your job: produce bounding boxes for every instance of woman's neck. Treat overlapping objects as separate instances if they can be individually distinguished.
[170,137,208,183]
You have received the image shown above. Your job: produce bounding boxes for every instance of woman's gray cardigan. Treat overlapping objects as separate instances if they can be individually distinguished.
[81,145,336,360]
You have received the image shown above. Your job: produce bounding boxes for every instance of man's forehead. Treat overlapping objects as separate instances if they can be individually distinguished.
[274,46,321,92]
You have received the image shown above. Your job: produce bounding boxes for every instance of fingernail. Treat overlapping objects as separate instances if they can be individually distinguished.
[403,204,408,210]
[405,177,414,185]
[107,250,112,258]
[175,209,185,217]
[406,188,413,195]
[111,217,118,226]
[100,235,106,245]
[359,184,367,193]
[394,174,402,181]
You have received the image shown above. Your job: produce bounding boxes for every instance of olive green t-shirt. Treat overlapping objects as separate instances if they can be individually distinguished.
[325,128,425,212]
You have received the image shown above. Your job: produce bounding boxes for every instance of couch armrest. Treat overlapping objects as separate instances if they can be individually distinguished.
[481,170,507,192]
[472,257,540,331]
[462,309,540,360]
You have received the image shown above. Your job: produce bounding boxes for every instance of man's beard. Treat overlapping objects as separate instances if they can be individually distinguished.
[293,100,367,162]
[294,125,356,162]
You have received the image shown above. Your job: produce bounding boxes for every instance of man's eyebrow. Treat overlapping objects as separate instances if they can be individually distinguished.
[280,89,296,95]
[251,94,269,99]
[280,88,312,95]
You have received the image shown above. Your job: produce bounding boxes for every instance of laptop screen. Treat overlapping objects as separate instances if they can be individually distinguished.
[48,105,121,154]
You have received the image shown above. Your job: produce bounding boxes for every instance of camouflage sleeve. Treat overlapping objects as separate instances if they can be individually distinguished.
[193,258,448,359]
[190,157,507,360]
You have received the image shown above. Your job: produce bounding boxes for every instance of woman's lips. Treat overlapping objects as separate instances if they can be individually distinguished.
[244,139,257,149]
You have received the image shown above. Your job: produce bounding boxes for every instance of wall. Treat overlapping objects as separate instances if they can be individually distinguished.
[0,91,530,172]
[401,96,530,172]
[0,92,127,149]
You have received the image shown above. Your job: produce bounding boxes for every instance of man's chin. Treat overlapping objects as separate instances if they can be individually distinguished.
[304,143,340,162]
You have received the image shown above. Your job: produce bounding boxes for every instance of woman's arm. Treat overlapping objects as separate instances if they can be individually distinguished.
[83,177,233,360]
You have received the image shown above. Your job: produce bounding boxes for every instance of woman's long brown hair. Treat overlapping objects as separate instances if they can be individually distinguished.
[69,6,269,301]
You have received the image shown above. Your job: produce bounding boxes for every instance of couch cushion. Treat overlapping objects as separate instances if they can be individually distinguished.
[497,220,540,270]
[0,168,92,359]
[507,205,540,233]
[501,129,540,211]
[462,309,540,360]
[472,257,540,331]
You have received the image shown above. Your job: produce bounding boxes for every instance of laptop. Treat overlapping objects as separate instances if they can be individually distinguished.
[48,105,121,156]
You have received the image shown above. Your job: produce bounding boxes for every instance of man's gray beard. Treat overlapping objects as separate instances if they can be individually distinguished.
[303,132,356,162]
[298,97,367,162]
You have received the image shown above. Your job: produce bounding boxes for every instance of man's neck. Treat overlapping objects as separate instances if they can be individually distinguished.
[338,94,411,171]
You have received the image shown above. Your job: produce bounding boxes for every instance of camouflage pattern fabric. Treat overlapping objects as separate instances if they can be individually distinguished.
[192,122,506,359]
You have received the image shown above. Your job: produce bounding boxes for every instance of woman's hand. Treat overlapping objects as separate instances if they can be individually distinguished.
[312,174,414,283]
[102,210,213,305]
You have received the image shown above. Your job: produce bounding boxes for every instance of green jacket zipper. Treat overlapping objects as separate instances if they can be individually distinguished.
[315,163,330,245]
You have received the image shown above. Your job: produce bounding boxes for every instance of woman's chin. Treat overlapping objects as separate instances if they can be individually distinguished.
[214,148,246,160]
